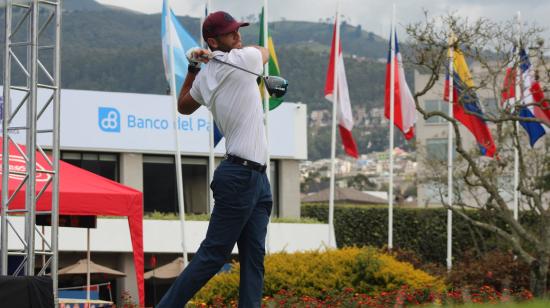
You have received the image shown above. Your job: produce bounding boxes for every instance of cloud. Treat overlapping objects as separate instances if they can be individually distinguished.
[96,0,550,37]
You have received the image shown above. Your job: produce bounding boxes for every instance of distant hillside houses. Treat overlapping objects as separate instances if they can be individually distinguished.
[309,107,387,128]
[364,107,388,126]
[300,148,417,193]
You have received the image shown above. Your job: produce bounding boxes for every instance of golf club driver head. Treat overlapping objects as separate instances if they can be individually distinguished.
[263,76,289,98]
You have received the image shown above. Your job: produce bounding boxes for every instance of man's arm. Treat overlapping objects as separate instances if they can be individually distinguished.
[249,45,269,64]
[178,71,201,115]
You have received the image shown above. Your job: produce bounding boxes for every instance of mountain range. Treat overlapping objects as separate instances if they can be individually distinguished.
[1,0,415,160]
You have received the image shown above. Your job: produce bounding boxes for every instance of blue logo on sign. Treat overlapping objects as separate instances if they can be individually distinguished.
[98,107,120,132]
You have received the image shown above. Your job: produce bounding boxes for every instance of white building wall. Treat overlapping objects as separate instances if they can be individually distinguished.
[120,153,143,192]
[278,160,301,218]
[4,217,331,254]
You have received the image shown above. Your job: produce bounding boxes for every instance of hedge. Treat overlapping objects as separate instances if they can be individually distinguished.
[301,204,514,264]
[192,247,445,304]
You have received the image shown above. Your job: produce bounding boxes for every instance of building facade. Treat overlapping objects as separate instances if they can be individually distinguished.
[8,88,307,217]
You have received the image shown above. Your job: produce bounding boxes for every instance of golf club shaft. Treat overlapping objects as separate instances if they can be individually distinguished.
[208,56,264,78]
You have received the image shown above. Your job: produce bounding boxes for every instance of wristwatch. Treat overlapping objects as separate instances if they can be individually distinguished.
[188,64,201,74]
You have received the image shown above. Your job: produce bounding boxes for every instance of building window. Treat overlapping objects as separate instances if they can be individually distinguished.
[61,152,118,181]
[270,160,279,217]
[141,156,281,216]
[142,155,208,215]
[424,100,449,124]
[425,138,453,161]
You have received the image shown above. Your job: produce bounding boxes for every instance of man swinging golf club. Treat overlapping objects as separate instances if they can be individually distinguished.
[158,11,283,308]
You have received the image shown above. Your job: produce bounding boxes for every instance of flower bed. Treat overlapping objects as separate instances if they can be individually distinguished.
[188,285,533,307]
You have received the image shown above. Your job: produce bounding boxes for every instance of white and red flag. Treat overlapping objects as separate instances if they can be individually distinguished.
[324,19,359,158]
[501,65,516,106]
[384,32,416,140]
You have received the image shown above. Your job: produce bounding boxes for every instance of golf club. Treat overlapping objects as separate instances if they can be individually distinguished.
[202,55,289,98]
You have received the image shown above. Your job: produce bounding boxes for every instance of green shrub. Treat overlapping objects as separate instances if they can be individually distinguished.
[192,247,445,304]
[301,204,507,264]
[270,216,321,224]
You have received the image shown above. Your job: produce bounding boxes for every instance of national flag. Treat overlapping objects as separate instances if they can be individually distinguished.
[444,48,496,157]
[162,1,223,147]
[500,48,546,146]
[384,31,416,140]
[161,0,199,97]
[213,123,223,146]
[259,7,284,110]
[324,18,359,158]
[502,48,550,146]
[518,48,549,140]
[501,65,516,107]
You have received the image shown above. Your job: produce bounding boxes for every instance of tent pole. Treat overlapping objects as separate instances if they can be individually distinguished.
[153,270,157,305]
[87,228,91,304]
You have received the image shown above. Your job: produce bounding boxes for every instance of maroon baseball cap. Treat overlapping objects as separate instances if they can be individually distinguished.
[202,11,249,42]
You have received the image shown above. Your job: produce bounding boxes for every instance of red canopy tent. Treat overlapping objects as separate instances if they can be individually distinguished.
[0,139,144,306]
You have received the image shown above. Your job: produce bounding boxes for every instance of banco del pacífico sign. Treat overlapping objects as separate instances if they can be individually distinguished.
[98,107,211,133]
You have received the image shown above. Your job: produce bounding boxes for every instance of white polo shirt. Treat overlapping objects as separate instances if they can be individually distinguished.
[189,47,267,165]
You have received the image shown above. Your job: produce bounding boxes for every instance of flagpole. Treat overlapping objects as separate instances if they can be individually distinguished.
[262,0,273,254]
[447,34,455,272]
[166,0,189,267]
[513,11,521,221]
[203,0,215,214]
[263,0,271,181]
[388,4,396,251]
[328,0,341,248]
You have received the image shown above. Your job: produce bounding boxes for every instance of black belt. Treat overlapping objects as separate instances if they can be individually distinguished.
[224,154,267,173]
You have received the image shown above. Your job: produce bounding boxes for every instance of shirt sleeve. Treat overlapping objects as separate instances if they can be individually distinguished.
[229,47,263,76]
[189,73,206,106]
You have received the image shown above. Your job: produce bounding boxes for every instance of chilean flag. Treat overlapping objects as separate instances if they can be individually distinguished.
[444,48,496,157]
[384,31,416,140]
[324,18,359,158]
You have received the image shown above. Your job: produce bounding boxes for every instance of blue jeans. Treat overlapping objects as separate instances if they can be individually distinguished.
[158,160,272,308]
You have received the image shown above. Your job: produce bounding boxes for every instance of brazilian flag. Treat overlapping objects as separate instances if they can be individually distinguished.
[259,8,284,110]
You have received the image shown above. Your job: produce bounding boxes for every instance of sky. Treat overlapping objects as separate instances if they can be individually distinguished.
[96,0,550,38]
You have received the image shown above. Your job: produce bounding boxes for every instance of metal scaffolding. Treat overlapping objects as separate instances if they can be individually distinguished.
[1,0,61,304]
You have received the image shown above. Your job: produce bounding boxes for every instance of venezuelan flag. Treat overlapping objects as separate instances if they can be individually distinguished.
[444,48,496,157]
